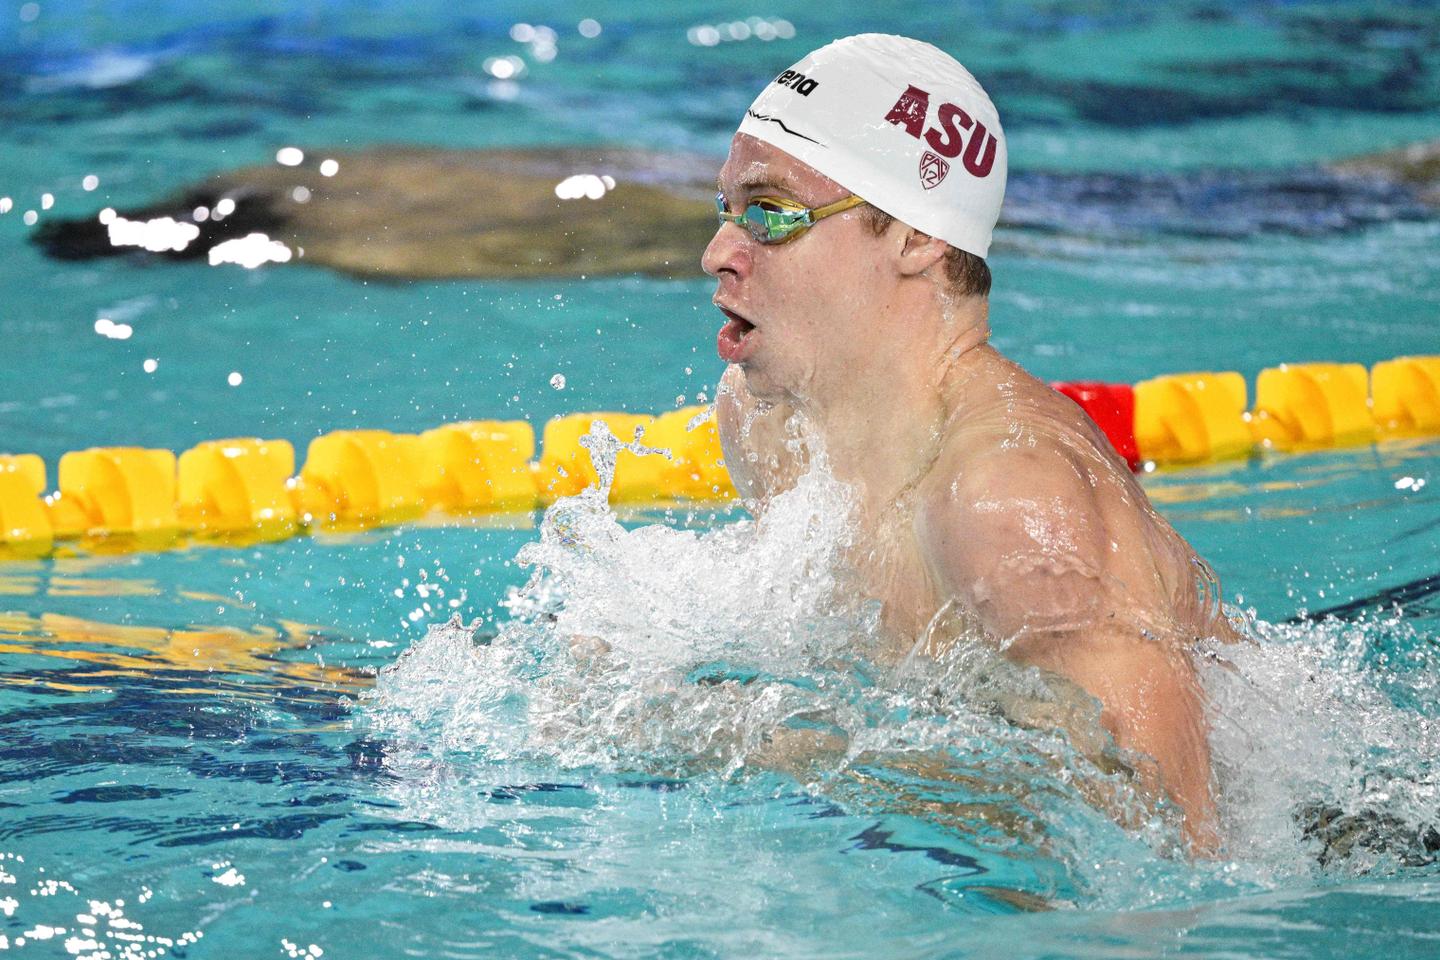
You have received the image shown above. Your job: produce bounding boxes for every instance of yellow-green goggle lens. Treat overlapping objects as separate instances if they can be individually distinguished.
[714,194,809,244]
[714,193,867,245]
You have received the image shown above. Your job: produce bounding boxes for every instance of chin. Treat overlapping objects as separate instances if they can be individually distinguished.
[735,364,789,403]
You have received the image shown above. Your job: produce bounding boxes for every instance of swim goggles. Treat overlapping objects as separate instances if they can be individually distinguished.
[714,192,868,245]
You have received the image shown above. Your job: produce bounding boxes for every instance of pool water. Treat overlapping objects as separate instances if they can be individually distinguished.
[2,1,1440,957]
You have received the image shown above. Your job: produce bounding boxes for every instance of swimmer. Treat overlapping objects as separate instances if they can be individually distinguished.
[705,34,1240,853]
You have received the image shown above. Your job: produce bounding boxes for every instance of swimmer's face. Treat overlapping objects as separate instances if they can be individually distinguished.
[703,133,889,402]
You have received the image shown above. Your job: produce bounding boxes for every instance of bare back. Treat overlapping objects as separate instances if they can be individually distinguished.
[718,354,1231,646]
[717,349,1237,850]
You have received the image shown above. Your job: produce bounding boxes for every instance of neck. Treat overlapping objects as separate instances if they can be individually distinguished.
[795,288,993,515]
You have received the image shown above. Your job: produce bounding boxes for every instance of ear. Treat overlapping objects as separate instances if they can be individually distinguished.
[894,227,949,278]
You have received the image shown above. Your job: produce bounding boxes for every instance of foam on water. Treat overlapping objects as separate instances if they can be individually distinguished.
[1205,617,1440,876]
[368,420,881,772]
[365,421,1440,909]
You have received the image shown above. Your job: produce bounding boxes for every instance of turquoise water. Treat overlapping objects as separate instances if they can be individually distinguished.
[3,1,1440,957]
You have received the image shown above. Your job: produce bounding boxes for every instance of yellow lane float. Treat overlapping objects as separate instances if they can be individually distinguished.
[536,412,656,501]
[418,420,538,512]
[56,447,179,537]
[293,430,426,525]
[647,406,733,501]
[1,356,1437,558]
[178,438,298,538]
[1134,372,1251,466]
[1251,363,1375,452]
[1372,356,1440,436]
[0,455,51,550]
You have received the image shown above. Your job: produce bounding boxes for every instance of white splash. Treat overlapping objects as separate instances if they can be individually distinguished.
[1204,616,1440,875]
[369,420,869,771]
[364,420,1440,903]
[25,51,153,93]
[210,866,245,887]
[0,857,203,959]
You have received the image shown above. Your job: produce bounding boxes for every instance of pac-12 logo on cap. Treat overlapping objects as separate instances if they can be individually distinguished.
[918,151,950,190]
[883,84,998,188]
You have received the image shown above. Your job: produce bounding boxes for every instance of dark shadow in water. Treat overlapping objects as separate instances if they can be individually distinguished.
[1298,802,1440,869]
[161,812,346,847]
[0,647,420,854]
[1002,167,1433,240]
[846,823,986,873]
[29,151,1437,285]
[1286,571,1440,624]
[55,785,188,804]
[987,46,1430,127]
[530,901,590,916]
[484,782,588,803]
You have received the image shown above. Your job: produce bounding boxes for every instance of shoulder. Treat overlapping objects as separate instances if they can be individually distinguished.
[916,409,1102,536]
[914,431,1108,641]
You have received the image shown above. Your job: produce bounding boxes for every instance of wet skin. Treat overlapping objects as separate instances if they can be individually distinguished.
[704,133,1239,853]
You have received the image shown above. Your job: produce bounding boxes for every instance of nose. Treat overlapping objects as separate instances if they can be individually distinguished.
[701,220,751,280]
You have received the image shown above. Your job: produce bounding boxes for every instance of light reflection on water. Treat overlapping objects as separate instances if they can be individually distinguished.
[0,610,366,697]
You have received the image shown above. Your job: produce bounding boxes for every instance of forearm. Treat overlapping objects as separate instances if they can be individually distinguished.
[1006,629,1219,853]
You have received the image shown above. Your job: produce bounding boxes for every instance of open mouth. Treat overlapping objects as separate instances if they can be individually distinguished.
[716,305,757,363]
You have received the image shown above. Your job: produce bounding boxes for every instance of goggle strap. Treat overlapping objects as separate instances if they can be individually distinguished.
[808,194,868,221]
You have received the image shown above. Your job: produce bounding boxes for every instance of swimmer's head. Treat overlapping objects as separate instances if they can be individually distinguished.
[736,33,1007,262]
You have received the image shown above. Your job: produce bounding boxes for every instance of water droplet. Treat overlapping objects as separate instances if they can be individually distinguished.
[550,374,566,390]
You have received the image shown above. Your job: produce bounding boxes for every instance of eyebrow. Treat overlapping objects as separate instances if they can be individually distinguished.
[716,170,799,196]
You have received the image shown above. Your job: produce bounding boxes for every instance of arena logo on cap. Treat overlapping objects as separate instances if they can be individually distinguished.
[882,84,998,187]
[773,69,819,96]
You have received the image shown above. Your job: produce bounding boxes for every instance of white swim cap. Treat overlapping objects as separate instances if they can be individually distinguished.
[736,33,1006,259]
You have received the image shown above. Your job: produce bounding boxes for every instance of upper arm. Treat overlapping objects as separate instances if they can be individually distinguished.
[1017,623,1218,848]
[917,449,1218,845]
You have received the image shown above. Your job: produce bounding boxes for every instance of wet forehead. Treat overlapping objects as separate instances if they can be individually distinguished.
[715,133,841,201]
